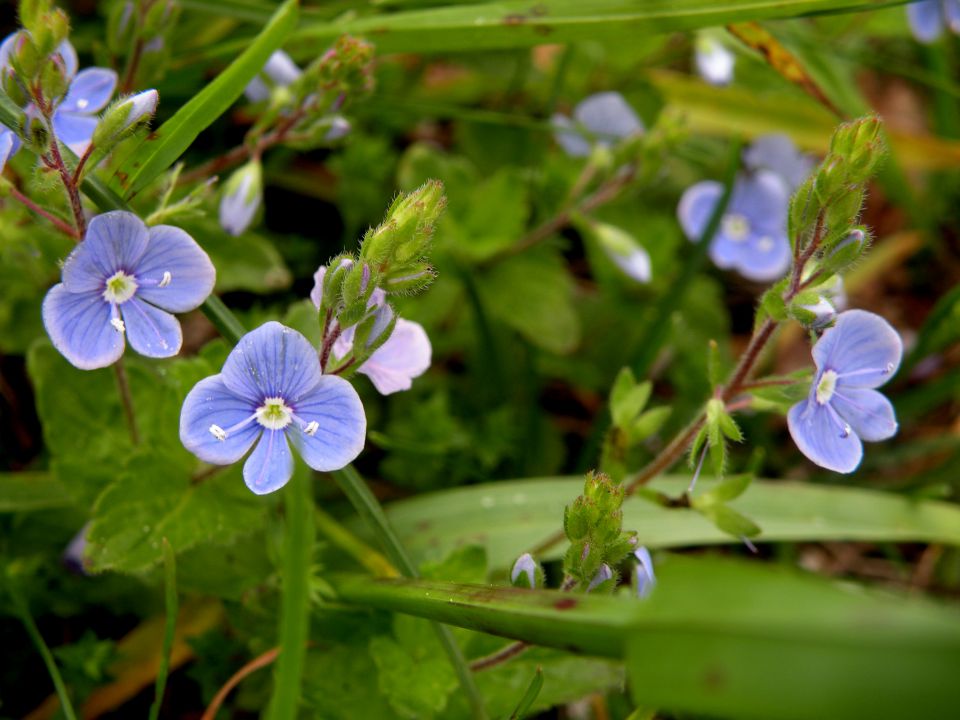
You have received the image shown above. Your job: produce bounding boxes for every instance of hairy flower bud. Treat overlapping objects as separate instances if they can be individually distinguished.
[510,553,541,589]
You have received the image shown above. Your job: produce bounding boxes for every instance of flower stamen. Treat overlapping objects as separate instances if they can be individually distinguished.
[303,420,319,436]
[110,317,126,333]
[159,271,172,288]
[209,424,227,441]
[102,271,139,304]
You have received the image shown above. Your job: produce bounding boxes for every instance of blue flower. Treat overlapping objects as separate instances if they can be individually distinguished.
[0,128,16,173]
[312,265,432,395]
[907,0,960,43]
[0,33,117,155]
[179,321,367,495]
[552,92,644,158]
[695,34,735,87]
[787,310,902,474]
[634,547,656,598]
[42,211,216,369]
[743,134,815,191]
[678,170,791,282]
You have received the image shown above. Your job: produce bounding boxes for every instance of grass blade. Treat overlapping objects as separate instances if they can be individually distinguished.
[147,539,178,720]
[114,0,299,197]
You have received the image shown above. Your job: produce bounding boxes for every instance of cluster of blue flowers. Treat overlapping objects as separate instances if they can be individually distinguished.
[907,0,960,42]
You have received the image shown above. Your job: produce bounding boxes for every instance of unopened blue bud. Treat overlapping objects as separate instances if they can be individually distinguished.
[634,546,656,599]
[586,563,613,592]
[219,161,263,236]
[511,553,539,589]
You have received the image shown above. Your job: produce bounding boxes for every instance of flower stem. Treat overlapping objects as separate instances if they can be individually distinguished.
[332,465,488,720]
[114,358,140,446]
[147,539,178,720]
[266,465,315,720]
[46,139,87,237]
[314,505,397,578]
[8,187,81,239]
[9,587,78,720]
[203,647,281,720]
[200,295,247,345]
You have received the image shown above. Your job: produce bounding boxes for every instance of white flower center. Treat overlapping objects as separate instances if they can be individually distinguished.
[103,271,139,304]
[77,98,89,110]
[756,235,774,253]
[723,213,751,242]
[816,369,839,405]
[255,397,293,430]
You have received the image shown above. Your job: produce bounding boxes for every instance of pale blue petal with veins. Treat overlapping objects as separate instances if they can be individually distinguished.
[42,211,215,369]
[180,322,367,495]
[787,310,902,473]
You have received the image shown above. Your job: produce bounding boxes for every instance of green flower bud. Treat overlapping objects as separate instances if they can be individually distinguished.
[382,262,436,295]
[2,67,30,107]
[11,31,41,80]
[38,57,69,104]
[93,89,159,150]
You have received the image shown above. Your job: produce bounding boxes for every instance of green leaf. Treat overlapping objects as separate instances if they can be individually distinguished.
[446,168,529,262]
[302,644,401,719]
[86,450,265,573]
[180,219,292,293]
[292,0,905,55]
[329,554,960,720]
[905,281,960,370]
[367,476,960,568]
[0,473,72,512]
[113,0,298,196]
[628,406,671,444]
[477,245,580,354]
[695,473,753,505]
[370,616,460,719]
[611,374,652,431]
[696,502,762,538]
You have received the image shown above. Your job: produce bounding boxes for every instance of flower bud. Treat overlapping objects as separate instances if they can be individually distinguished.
[218,160,263,236]
[11,31,41,80]
[2,67,30,107]
[798,296,836,329]
[510,553,541,589]
[38,56,69,104]
[324,115,351,141]
[585,220,651,283]
[381,262,436,295]
[23,107,49,152]
[360,180,445,267]
[586,563,614,592]
[19,0,53,35]
[634,547,656,599]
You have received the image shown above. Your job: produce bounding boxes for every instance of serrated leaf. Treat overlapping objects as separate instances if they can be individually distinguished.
[113,0,298,195]
[86,450,266,573]
[477,246,580,354]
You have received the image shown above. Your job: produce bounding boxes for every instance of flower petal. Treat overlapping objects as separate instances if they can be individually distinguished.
[52,111,98,156]
[574,92,644,145]
[288,375,366,471]
[135,224,216,312]
[945,0,960,32]
[677,180,724,241]
[742,134,815,189]
[180,375,261,465]
[42,285,124,370]
[728,170,789,229]
[832,387,898,442]
[62,211,150,292]
[908,0,944,43]
[359,319,432,395]
[263,50,301,86]
[121,297,182,358]
[734,232,791,282]
[222,321,322,402]
[787,399,863,474]
[243,430,294,494]
[57,40,78,81]
[552,113,592,158]
[812,310,902,388]
[59,67,117,114]
[0,129,15,172]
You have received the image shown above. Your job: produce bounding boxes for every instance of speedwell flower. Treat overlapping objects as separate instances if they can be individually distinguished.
[677,170,791,282]
[907,0,960,43]
[219,160,263,236]
[311,265,432,395]
[787,310,902,474]
[0,33,117,155]
[42,211,215,369]
[552,92,644,158]
[179,321,366,494]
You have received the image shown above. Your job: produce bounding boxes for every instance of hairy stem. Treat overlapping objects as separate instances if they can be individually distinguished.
[8,187,80,239]
[46,140,87,237]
